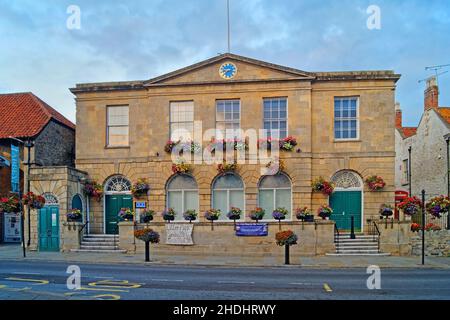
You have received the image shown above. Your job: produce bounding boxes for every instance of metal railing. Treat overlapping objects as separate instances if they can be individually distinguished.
[79,221,89,236]
[412,211,448,230]
[334,224,340,253]
[367,219,381,253]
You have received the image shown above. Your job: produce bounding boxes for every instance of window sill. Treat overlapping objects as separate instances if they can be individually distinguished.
[333,139,361,143]
[105,145,130,149]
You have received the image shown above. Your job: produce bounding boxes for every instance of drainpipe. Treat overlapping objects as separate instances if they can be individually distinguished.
[445,134,450,230]
[408,146,412,196]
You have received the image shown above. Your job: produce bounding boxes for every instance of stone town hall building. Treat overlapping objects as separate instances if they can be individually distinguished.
[29,53,403,256]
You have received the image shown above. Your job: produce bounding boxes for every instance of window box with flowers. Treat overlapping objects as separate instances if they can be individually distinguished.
[134,228,160,262]
[365,175,386,191]
[165,140,201,154]
[131,178,150,198]
[162,208,176,222]
[118,208,134,221]
[140,210,155,223]
[66,209,82,222]
[312,177,335,196]
[249,207,265,223]
[317,204,333,220]
[207,138,248,153]
[83,180,103,202]
[398,196,422,220]
[22,192,45,209]
[258,136,298,152]
[295,207,314,222]
[426,195,450,219]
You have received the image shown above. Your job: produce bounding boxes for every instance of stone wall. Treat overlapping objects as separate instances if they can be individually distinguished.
[375,219,412,255]
[28,166,87,250]
[34,120,75,167]
[119,220,335,262]
[411,230,450,257]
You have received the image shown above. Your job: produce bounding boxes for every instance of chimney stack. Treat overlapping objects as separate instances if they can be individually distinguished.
[395,102,402,128]
[424,76,439,111]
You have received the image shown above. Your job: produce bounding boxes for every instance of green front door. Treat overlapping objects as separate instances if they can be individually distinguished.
[105,194,133,234]
[329,191,362,231]
[38,206,60,251]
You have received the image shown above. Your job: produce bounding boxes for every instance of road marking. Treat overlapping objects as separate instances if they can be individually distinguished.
[323,283,333,292]
[12,272,41,276]
[5,277,49,285]
[150,279,184,282]
[289,282,315,286]
[217,281,255,284]
[91,276,114,279]
[88,280,142,289]
[78,286,129,293]
[93,294,121,300]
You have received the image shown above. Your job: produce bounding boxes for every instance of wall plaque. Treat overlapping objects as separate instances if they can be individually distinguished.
[166,224,194,245]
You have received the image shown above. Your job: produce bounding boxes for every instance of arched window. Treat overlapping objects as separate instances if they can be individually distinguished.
[105,175,132,194]
[212,173,244,220]
[71,194,83,211]
[331,170,362,190]
[166,175,199,221]
[258,173,291,220]
[42,193,58,206]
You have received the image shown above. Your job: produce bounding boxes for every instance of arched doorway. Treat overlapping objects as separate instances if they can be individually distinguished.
[329,170,363,231]
[104,175,132,234]
[38,193,60,251]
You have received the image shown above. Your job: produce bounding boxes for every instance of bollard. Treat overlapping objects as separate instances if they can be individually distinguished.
[350,216,356,239]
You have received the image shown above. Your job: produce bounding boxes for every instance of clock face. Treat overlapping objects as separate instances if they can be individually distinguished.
[219,62,237,79]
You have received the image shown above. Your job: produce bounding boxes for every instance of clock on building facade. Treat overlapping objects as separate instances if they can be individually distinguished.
[219,62,237,79]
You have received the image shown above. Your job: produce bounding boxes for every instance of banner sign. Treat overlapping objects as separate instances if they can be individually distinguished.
[10,144,20,193]
[236,223,268,237]
[166,223,194,245]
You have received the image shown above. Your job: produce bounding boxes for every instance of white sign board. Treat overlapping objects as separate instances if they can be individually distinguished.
[165,224,194,246]
[4,213,21,243]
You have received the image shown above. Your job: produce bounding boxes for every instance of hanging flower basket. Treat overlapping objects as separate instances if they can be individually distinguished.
[131,178,150,198]
[379,204,394,218]
[398,196,422,216]
[410,223,420,232]
[426,195,450,219]
[165,140,201,154]
[162,208,176,222]
[217,162,237,175]
[141,210,155,223]
[258,136,298,152]
[272,207,288,221]
[295,207,314,222]
[0,195,20,213]
[365,175,386,191]
[276,230,298,246]
[317,204,333,220]
[66,209,82,222]
[183,209,197,223]
[22,192,45,209]
[312,177,335,196]
[118,208,134,221]
[249,207,265,222]
[134,228,160,262]
[172,158,193,174]
[425,223,441,231]
[83,180,103,202]
[227,207,242,221]
[205,209,221,221]
[265,158,285,175]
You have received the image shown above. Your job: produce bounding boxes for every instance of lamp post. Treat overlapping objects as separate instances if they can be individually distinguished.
[24,139,35,246]
[408,146,412,197]
[445,134,450,230]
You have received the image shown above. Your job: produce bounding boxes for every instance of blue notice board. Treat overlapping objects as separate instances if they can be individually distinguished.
[235,223,268,237]
[10,144,20,193]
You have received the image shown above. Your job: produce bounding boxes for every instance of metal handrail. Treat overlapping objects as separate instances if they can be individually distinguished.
[79,221,89,236]
[371,220,381,253]
[334,223,340,253]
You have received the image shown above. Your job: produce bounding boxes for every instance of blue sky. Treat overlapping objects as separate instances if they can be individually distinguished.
[0,0,449,126]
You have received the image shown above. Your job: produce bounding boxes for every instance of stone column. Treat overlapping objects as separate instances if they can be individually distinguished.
[61,222,83,252]
[118,221,136,253]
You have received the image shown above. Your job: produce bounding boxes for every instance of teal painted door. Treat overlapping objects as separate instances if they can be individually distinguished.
[38,206,60,251]
[329,191,362,231]
[105,195,133,234]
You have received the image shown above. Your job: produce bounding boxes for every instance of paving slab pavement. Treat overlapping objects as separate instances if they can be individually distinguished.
[1,244,449,269]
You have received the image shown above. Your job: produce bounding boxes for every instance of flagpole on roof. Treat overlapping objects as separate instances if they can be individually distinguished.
[227,0,231,53]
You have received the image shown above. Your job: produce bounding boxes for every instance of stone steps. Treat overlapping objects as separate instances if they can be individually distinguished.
[328,233,390,256]
[71,234,125,253]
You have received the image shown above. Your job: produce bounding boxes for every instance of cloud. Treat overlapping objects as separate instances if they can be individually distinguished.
[0,0,449,126]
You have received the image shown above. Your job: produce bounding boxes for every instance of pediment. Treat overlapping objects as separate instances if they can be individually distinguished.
[144,53,314,86]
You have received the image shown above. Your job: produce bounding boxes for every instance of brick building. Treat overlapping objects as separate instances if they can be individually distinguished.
[0,92,75,243]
